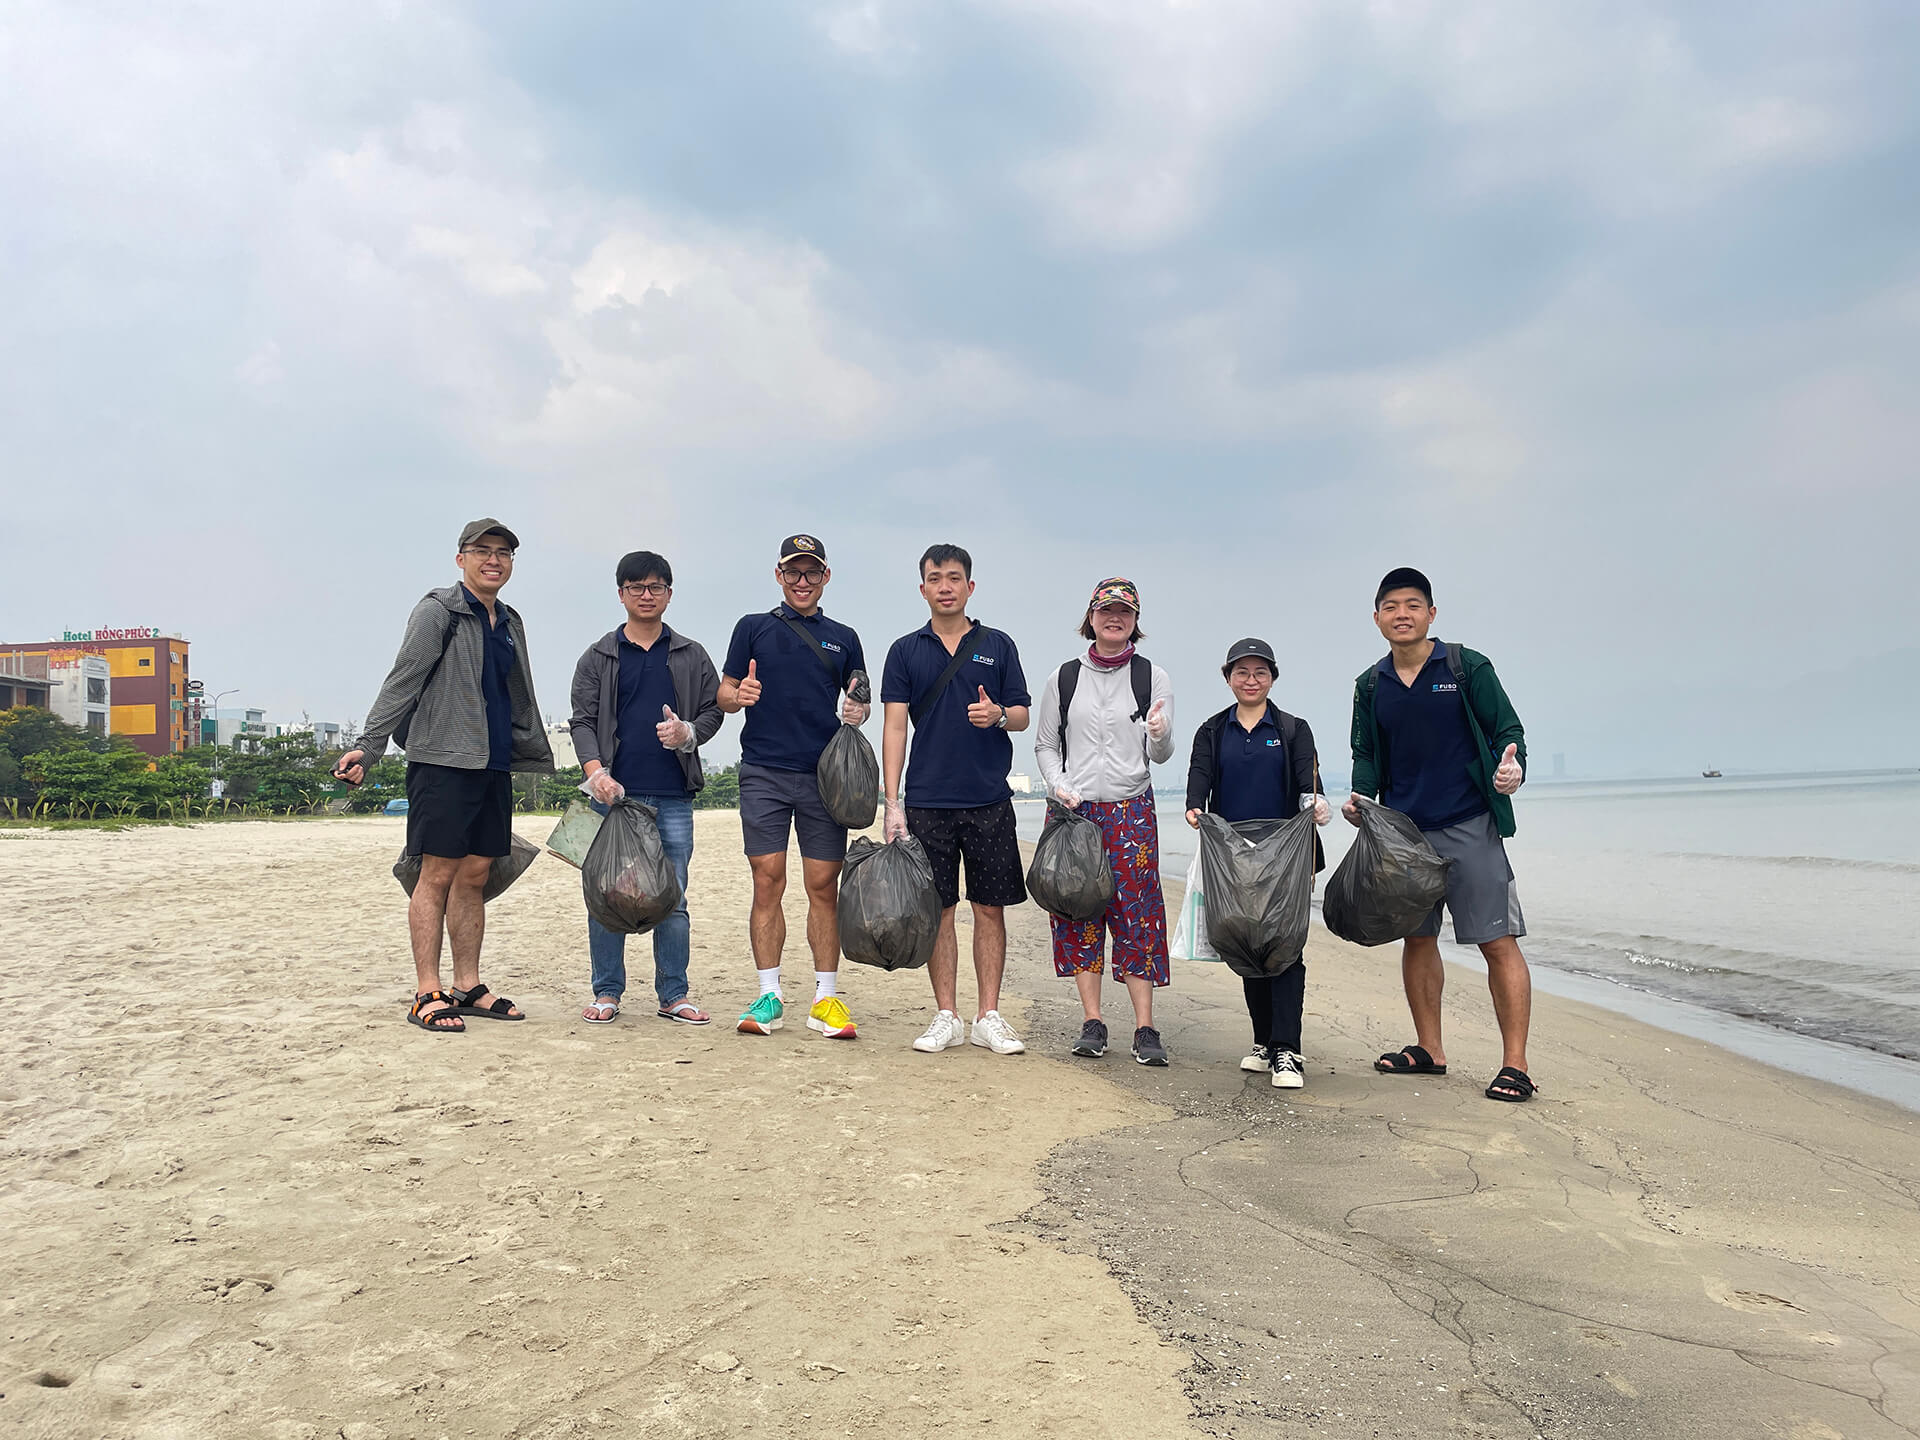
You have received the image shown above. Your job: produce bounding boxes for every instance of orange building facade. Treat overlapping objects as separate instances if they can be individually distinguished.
[0,630,192,757]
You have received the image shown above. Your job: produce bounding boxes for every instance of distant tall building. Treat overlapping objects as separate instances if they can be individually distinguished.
[0,630,191,756]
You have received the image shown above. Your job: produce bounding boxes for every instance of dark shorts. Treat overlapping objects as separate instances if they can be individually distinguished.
[1410,810,1527,945]
[738,761,848,863]
[905,800,1028,910]
[406,762,513,860]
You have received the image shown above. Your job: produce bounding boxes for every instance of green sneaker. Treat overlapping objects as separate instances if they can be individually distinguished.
[737,991,784,1035]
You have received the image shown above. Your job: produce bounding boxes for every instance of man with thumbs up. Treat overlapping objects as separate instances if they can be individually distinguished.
[1346,567,1537,1101]
[880,544,1033,1056]
[569,550,724,1026]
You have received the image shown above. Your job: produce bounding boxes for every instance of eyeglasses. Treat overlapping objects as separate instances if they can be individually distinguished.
[463,546,516,562]
[779,567,826,585]
[620,582,669,597]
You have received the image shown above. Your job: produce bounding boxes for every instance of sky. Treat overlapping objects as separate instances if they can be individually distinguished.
[4,0,1917,779]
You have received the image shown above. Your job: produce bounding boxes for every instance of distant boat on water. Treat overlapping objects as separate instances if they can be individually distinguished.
[1702,768,1723,778]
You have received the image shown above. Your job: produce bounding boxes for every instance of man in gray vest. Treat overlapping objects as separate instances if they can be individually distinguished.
[335,518,554,1034]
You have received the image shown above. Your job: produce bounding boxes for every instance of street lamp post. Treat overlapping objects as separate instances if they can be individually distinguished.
[208,688,238,784]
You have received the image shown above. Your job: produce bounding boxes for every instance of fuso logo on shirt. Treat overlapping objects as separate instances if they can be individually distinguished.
[1265,738,1281,747]
[1431,682,1458,692]
[970,654,995,665]
[820,641,844,653]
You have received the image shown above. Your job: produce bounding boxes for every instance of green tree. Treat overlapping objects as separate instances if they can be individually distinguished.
[212,732,331,811]
[693,764,739,810]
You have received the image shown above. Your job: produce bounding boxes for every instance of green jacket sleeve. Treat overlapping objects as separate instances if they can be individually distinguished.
[1349,671,1381,800]
[1465,654,1525,772]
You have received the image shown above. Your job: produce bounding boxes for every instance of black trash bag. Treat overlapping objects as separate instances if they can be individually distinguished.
[818,723,880,830]
[1198,810,1319,978]
[839,835,942,971]
[393,832,540,902]
[581,797,684,936]
[1025,797,1113,922]
[1321,798,1452,947]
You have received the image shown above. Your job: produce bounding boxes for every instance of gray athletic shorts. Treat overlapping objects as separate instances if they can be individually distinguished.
[1410,810,1526,945]
[738,761,848,863]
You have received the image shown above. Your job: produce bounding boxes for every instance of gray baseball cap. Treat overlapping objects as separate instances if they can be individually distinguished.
[1221,637,1277,677]
[458,517,520,551]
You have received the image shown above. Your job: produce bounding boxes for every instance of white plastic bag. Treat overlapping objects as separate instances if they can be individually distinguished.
[1169,846,1219,962]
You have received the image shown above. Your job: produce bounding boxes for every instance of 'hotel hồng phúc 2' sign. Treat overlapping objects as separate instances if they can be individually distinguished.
[62,627,161,642]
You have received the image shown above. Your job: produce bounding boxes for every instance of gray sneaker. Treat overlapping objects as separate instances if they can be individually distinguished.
[1132,1026,1169,1066]
[1071,1019,1109,1057]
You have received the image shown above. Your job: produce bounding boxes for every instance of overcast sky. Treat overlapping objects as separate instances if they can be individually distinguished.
[4,1,1916,777]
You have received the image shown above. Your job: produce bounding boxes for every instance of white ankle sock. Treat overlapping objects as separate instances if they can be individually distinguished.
[814,971,837,999]
[758,968,781,997]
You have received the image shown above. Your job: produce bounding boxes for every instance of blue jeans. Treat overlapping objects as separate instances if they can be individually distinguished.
[588,794,694,1007]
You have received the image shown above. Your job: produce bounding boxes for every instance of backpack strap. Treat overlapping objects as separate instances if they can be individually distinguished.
[908,623,981,727]
[1129,654,1152,722]
[1445,641,1465,684]
[771,607,843,682]
[1056,660,1080,770]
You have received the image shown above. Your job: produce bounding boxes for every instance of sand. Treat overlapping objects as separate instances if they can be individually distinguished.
[3,814,1918,1439]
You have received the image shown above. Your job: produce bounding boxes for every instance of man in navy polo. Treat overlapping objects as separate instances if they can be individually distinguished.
[1345,566,1536,1103]
[880,543,1033,1057]
[718,534,870,1041]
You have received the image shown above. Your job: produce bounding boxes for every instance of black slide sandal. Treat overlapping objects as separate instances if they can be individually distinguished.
[1485,1066,1536,1102]
[450,983,525,1021]
[1375,1044,1446,1075]
[409,990,465,1033]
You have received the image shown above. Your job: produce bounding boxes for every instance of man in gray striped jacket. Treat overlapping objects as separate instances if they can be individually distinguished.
[336,518,554,1034]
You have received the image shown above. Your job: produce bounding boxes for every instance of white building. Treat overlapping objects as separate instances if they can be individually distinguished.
[547,721,578,769]
[48,654,111,737]
[210,708,279,751]
[1007,772,1035,794]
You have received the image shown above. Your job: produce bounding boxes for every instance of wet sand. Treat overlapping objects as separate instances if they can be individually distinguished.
[3,815,1916,1438]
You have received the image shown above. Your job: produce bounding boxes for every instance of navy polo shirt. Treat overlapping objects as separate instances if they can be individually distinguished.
[1373,640,1485,831]
[881,622,1032,809]
[723,605,866,773]
[1213,707,1292,822]
[463,586,514,772]
[611,628,689,798]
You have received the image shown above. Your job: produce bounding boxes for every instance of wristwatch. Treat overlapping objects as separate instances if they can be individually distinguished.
[992,707,1008,729]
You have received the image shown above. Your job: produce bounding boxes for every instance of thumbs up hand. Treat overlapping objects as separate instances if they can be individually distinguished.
[1493,742,1524,795]
[967,684,1003,729]
[1144,697,1170,742]
[735,659,761,707]
[657,704,695,752]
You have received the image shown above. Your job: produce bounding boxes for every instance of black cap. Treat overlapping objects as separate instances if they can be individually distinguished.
[779,533,827,566]
[459,517,520,551]
[1221,637,1277,677]
[1374,566,1432,608]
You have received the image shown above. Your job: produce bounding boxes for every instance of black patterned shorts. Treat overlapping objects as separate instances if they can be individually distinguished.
[904,800,1028,910]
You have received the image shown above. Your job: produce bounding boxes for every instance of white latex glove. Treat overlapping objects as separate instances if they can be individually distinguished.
[1493,743,1524,795]
[1144,698,1170,742]
[657,704,696,752]
[1301,792,1331,826]
[840,694,870,726]
[1341,792,1364,827]
[884,797,908,842]
[586,769,625,805]
[1052,785,1082,809]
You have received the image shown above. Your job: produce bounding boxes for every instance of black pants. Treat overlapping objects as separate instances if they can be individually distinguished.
[1243,963,1306,1054]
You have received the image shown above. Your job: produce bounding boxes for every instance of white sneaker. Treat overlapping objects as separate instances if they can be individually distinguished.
[1239,1043,1272,1073]
[969,1010,1027,1055]
[912,1010,967,1053]
[1270,1051,1304,1088]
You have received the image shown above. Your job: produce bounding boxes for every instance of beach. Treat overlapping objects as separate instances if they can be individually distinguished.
[4,814,1918,1438]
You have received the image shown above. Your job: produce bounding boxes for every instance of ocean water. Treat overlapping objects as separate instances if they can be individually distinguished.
[1015,770,1920,1104]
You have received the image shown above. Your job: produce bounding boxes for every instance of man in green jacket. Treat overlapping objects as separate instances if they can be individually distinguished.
[1343,567,1536,1102]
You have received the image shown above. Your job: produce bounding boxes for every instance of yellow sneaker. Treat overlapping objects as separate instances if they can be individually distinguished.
[806,995,858,1040]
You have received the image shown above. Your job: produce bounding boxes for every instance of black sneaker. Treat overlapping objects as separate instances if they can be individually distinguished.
[1132,1026,1169,1066]
[1071,1019,1109,1057]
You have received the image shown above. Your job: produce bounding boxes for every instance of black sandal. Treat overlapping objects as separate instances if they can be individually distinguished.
[408,990,465,1033]
[1485,1066,1536,1102]
[1375,1044,1446,1075]
[450,983,524,1021]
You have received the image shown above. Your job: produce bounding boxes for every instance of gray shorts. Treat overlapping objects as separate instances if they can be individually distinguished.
[738,761,848,863]
[1411,810,1526,946]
